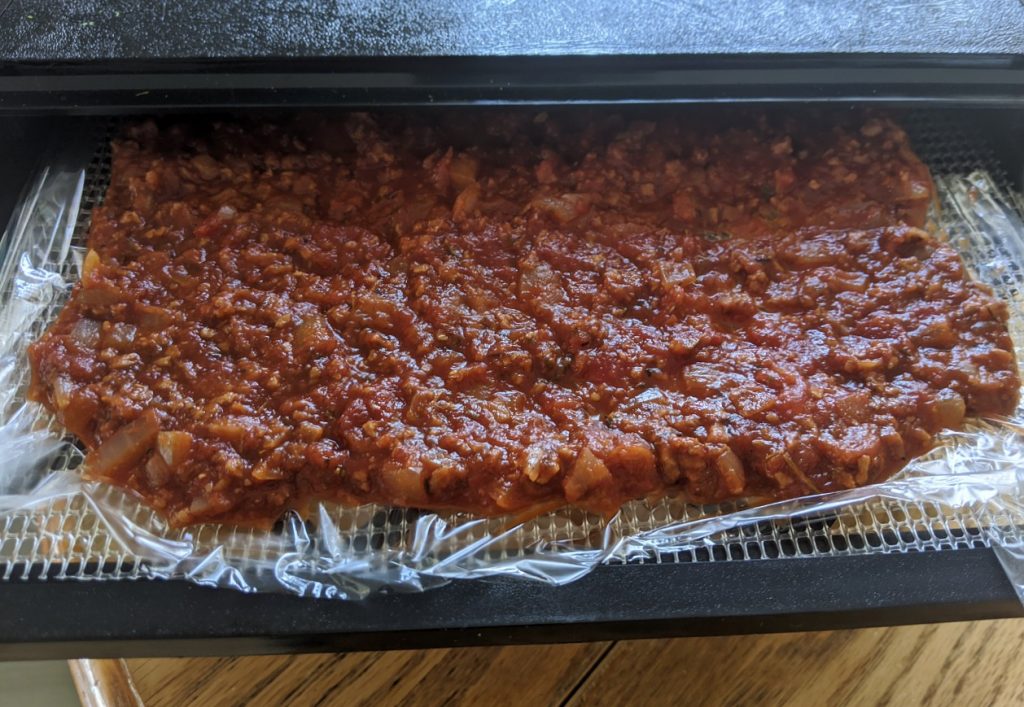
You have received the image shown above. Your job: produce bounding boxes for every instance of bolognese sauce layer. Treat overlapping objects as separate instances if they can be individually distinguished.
[27,112,1019,526]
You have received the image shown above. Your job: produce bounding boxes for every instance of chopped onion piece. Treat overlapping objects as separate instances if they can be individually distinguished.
[69,319,101,348]
[157,430,193,468]
[85,410,160,481]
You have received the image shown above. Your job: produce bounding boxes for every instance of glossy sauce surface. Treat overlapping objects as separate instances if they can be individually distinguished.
[27,111,1019,526]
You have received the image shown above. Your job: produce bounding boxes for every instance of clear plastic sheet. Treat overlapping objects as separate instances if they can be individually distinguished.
[1,114,1024,601]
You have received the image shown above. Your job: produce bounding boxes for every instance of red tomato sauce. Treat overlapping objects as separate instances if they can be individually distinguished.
[27,111,1019,526]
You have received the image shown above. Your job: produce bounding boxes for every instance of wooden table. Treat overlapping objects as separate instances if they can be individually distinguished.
[79,619,1024,706]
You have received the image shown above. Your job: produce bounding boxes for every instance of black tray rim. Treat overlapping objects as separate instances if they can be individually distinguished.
[2,53,1024,114]
[0,548,1020,660]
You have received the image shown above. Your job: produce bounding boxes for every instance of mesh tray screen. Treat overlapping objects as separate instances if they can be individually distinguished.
[0,111,1020,585]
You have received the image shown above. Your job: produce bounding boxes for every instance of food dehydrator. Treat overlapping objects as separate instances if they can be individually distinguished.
[2,0,1024,659]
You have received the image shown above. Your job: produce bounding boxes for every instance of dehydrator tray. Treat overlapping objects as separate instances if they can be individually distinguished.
[1,109,1024,620]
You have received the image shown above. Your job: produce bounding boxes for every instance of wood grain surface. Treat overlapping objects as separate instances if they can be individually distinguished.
[125,620,1024,707]
[126,642,610,707]
[69,658,144,707]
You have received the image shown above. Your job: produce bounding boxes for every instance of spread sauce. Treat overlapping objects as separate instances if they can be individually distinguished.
[27,112,1020,526]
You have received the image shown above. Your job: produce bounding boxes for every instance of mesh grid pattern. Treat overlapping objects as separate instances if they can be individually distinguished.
[0,112,1020,585]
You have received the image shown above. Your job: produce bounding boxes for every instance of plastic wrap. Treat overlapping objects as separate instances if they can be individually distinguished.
[1,114,1024,601]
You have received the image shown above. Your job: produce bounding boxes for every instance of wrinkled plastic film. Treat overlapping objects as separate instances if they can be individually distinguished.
[1,114,1024,600]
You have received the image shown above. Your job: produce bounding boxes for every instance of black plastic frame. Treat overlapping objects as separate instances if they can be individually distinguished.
[0,550,1021,660]
[2,55,1024,113]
